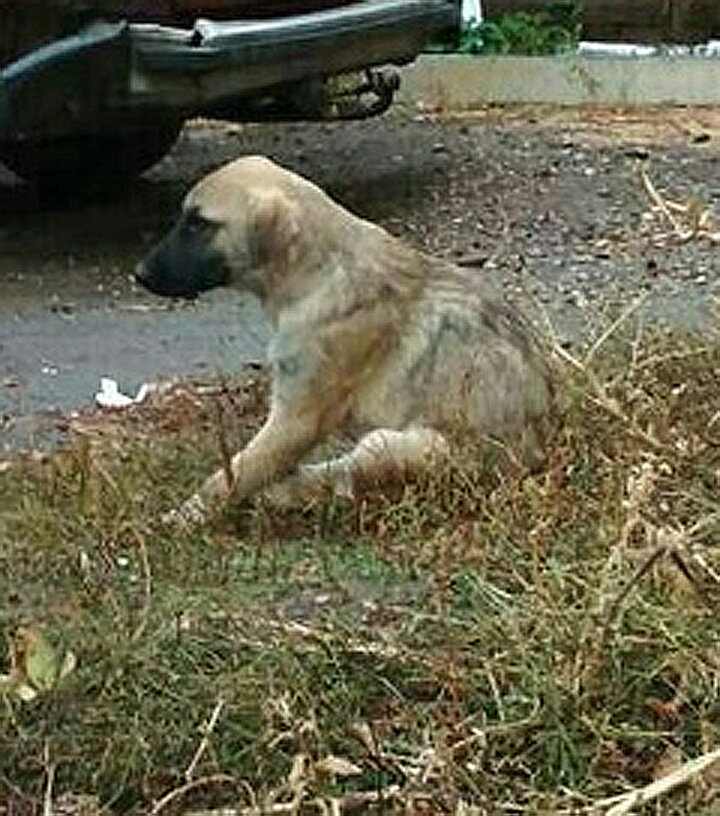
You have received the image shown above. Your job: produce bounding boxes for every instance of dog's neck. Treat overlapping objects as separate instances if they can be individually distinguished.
[265,216,428,332]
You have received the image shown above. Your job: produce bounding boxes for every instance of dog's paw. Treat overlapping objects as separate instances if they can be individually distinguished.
[260,477,317,509]
[161,493,208,529]
[259,481,294,509]
[261,466,354,509]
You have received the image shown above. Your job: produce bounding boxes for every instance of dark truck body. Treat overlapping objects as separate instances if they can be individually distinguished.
[0,0,459,183]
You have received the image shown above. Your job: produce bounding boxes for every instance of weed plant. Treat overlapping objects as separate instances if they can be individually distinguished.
[459,3,582,56]
[2,328,720,814]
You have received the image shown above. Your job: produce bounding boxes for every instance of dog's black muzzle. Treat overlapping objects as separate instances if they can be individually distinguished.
[135,212,229,299]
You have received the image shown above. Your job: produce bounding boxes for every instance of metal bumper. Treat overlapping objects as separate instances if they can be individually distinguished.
[0,0,458,140]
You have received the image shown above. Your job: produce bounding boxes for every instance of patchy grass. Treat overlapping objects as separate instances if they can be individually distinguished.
[3,329,720,815]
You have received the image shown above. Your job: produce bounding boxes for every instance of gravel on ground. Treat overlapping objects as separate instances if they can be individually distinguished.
[2,104,720,452]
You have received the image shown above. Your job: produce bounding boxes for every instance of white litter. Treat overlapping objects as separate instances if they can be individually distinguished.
[462,0,482,24]
[95,377,149,409]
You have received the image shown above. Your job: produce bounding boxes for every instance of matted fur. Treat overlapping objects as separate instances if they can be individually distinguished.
[137,156,552,522]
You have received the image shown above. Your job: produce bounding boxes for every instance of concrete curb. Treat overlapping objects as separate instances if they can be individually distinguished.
[397,54,720,108]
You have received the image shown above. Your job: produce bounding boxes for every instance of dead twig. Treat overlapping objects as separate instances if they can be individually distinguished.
[639,164,687,237]
[130,528,152,644]
[602,543,667,634]
[583,293,648,368]
[667,547,714,607]
[185,786,404,816]
[327,786,403,814]
[43,741,55,816]
[554,342,663,451]
[185,698,226,782]
[601,746,720,815]
[213,394,235,494]
[639,164,720,243]
[150,774,237,816]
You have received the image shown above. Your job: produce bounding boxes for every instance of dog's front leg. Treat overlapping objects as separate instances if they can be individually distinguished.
[172,407,319,526]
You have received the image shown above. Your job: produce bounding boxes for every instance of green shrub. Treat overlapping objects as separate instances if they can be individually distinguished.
[460,3,582,55]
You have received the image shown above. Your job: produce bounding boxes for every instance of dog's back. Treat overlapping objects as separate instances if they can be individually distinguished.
[353,259,549,437]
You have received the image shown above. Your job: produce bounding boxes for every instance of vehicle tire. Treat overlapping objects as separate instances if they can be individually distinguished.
[0,120,183,187]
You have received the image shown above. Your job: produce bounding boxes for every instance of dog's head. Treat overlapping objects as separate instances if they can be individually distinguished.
[136,156,303,301]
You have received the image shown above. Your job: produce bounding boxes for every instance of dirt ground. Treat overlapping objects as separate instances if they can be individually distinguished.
[2,104,720,455]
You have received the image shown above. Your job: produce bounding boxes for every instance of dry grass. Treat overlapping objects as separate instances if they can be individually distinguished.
[3,326,720,815]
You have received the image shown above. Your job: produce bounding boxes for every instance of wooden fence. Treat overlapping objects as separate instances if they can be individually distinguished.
[482,0,720,42]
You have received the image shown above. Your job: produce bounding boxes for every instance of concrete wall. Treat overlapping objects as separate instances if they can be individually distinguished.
[398,53,720,108]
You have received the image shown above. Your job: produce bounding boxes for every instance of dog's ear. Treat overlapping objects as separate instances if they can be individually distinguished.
[252,190,301,265]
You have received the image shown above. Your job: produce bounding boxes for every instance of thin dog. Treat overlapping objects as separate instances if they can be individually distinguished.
[136,156,552,523]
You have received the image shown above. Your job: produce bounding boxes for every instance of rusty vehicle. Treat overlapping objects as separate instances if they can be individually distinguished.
[0,0,459,184]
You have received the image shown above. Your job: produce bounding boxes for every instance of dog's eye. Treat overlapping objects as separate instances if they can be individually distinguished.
[182,209,214,235]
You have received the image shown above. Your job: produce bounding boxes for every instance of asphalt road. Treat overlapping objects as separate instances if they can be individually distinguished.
[0,128,272,453]
[3,108,720,454]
